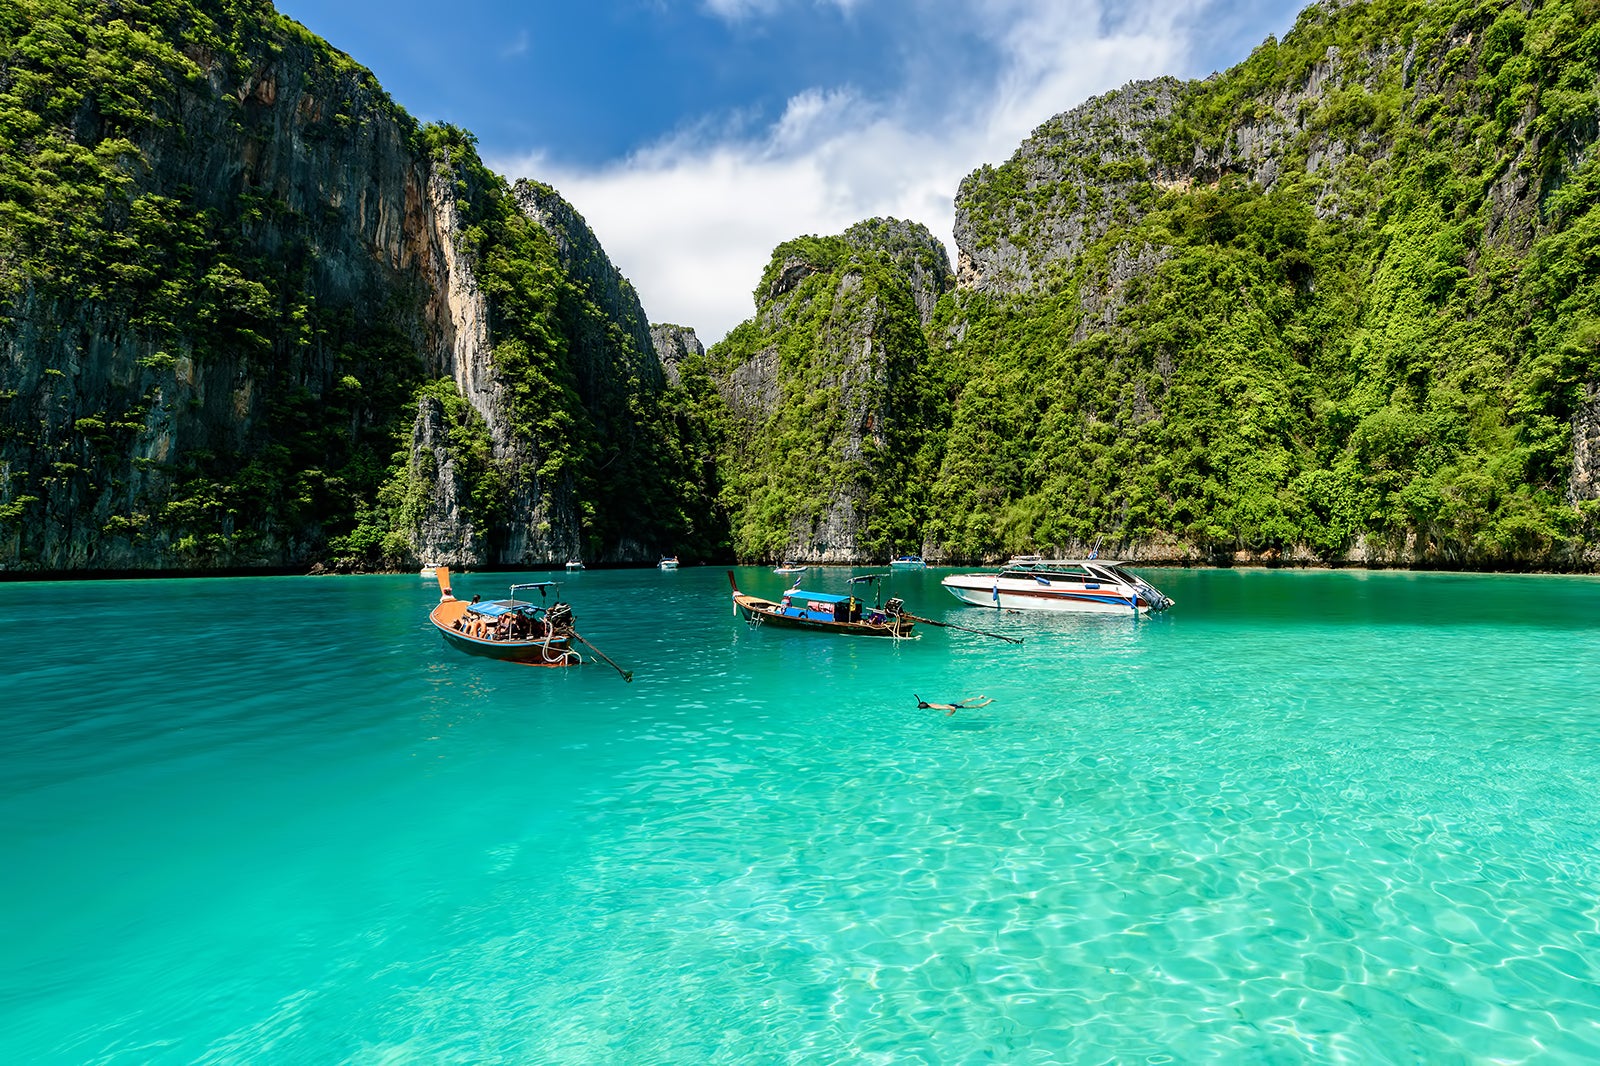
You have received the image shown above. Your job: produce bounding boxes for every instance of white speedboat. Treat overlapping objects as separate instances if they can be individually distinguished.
[658,556,679,570]
[942,558,1173,614]
[565,560,584,571]
[889,555,926,569]
[773,561,808,574]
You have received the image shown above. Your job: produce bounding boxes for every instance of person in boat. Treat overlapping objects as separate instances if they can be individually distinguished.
[914,694,994,715]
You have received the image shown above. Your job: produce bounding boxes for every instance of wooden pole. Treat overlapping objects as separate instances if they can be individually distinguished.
[571,632,634,682]
[898,611,1023,644]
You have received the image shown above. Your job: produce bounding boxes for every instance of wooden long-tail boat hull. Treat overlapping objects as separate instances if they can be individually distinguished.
[429,568,581,667]
[728,572,915,638]
[429,601,578,665]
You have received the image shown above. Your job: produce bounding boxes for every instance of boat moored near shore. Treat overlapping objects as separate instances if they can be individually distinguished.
[729,571,915,638]
[428,569,634,680]
[942,558,1173,614]
[430,568,582,666]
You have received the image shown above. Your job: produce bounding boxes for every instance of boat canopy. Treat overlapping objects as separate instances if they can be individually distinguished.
[467,600,542,618]
[784,590,851,603]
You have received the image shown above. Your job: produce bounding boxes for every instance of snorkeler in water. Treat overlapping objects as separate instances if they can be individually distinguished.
[914,694,994,716]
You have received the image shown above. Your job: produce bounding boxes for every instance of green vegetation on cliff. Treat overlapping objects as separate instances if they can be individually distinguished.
[1,0,434,567]
[358,127,726,567]
[922,0,1600,566]
[1,2,723,571]
[705,221,948,560]
[5,0,1598,572]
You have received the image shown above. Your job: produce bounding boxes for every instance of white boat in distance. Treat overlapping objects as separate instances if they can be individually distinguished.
[942,558,1174,615]
[889,555,926,569]
[565,560,584,571]
[773,561,808,574]
[658,556,679,570]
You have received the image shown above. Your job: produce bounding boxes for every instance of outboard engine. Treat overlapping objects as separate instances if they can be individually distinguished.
[884,597,905,617]
[1139,583,1173,612]
[545,602,575,633]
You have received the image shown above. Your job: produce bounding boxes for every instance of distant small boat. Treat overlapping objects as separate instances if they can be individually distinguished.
[889,555,926,569]
[428,568,581,666]
[729,571,914,638]
[773,561,808,574]
[420,564,438,578]
[565,560,584,571]
[658,556,679,570]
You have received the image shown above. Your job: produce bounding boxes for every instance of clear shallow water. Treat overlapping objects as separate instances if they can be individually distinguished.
[3,566,1599,1064]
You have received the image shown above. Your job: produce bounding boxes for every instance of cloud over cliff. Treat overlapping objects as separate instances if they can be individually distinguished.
[492,0,1299,342]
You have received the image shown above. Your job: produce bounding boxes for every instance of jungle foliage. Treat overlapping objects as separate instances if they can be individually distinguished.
[5,0,1599,571]
[704,224,948,560]
[405,131,728,565]
[720,0,1600,566]
[1,1,724,569]
[1,0,433,566]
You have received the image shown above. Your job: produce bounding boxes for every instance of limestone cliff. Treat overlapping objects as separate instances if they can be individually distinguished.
[1,8,458,571]
[707,219,953,562]
[0,1,689,572]
[930,0,1600,568]
[650,325,705,387]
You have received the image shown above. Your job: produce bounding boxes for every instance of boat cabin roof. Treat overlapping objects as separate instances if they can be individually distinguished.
[783,590,851,603]
[999,558,1132,577]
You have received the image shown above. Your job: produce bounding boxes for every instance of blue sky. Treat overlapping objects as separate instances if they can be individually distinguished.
[276,0,1308,341]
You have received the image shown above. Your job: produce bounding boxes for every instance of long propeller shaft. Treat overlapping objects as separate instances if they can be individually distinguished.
[899,612,1022,644]
[571,631,634,682]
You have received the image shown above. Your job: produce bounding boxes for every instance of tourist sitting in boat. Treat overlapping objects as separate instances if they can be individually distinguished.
[914,694,994,715]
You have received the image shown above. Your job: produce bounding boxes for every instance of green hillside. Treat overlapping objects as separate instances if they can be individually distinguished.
[795,0,1598,567]
[0,0,719,570]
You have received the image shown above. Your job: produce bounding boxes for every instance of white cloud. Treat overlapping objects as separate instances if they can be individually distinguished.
[498,30,530,60]
[700,0,779,19]
[492,0,1249,344]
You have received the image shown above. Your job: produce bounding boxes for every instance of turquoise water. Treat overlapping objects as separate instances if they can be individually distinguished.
[3,566,1600,1063]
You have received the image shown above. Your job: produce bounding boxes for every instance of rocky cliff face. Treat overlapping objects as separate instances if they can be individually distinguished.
[0,3,686,573]
[708,219,952,562]
[649,325,704,387]
[1572,385,1600,506]
[954,77,1187,297]
[931,0,1600,568]
[1,13,461,570]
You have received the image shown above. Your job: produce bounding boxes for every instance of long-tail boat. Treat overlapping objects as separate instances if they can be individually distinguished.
[728,571,916,638]
[428,567,582,667]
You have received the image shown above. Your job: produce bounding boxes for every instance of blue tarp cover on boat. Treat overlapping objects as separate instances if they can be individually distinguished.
[467,601,537,617]
[785,591,850,603]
